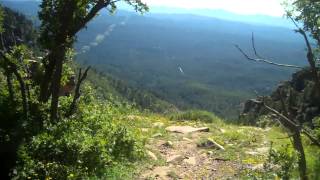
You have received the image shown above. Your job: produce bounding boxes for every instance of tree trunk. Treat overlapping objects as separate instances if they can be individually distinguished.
[66,67,90,117]
[50,49,65,121]
[10,67,28,120]
[5,70,14,102]
[39,52,56,102]
[292,132,308,180]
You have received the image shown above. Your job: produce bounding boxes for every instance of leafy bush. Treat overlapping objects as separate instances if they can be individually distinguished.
[12,85,146,179]
[169,110,219,123]
[245,144,298,179]
[312,117,320,141]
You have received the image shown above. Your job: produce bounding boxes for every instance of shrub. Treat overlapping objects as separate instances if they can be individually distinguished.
[245,144,298,179]
[170,110,218,123]
[12,86,145,179]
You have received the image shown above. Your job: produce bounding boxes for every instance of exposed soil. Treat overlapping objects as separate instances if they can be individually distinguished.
[140,126,246,179]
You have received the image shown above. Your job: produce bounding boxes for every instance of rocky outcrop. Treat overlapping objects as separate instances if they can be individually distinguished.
[240,68,320,126]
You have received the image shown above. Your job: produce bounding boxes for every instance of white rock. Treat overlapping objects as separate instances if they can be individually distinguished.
[245,151,259,156]
[166,155,184,163]
[153,122,164,128]
[163,141,173,147]
[166,126,209,134]
[141,128,149,132]
[198,138,225,150]
[183,157,197,165]
[182,137,193,142]
[152,133,163,138]
[147,151,158,161]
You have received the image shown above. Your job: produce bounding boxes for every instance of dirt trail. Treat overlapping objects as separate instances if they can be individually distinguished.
[140,126,244,179]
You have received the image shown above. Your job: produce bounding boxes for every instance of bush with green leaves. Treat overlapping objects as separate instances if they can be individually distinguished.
[245,144,298,179]
[169,110,219,123]
[12,85,146,179]
[312,117,320,141]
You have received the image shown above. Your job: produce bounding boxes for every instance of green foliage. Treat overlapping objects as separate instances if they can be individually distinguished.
[266,144,298,179]
[12,85,146,179]
[0,6,4,33]
[285,0,320,45]
[38,0,148,49]
[0,6,36,48]
[312,117,320,140]
[243,144,298,179]
[169,110,219,123]
[85,68,176,113]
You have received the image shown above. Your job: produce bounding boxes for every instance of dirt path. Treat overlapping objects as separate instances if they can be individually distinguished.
[140,126,245,179]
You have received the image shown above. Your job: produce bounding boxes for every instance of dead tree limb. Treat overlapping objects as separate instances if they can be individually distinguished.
[250,99,310,180]
[66,66,91,118]
[289,16,320,97]
[234,33,303,69]
[251,99,320,147]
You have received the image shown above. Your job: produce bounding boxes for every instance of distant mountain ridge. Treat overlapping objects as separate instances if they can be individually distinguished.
[2,1,293,28]
[138,6,293,28]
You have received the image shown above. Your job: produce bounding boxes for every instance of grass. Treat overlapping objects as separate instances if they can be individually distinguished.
[110,111,320,179]
[169,110,220,123]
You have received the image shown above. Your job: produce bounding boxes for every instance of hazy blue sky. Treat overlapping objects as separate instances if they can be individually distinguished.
[9,0,287,17]
[143,0,286,16]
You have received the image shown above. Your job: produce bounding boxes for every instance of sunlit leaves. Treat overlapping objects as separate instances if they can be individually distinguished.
[286,0,320,45]
[0,6,4,33]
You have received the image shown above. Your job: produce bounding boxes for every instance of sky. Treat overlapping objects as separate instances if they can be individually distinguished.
[11,0,286,17]
[142,0,286,17]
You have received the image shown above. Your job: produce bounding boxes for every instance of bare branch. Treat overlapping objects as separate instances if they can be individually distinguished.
[301,130,320,147]
[289,16,320,95]
[235,44,303,69]
[251,32,262,59]
[70,0,111,36]
[249,99,320,147]
[66,66,91,117]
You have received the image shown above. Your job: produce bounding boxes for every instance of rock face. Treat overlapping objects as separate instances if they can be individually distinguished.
[240,68,320,126]
[165,126,209,134]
